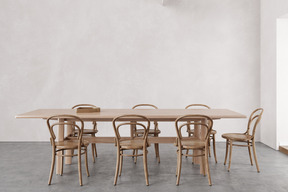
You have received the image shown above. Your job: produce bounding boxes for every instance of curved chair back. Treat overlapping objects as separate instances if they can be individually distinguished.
[245,108,264,138]
[72,104,97,130]
[47,115,84,147]
[113,114,150,146]
[132,104,158,131]
[132,104,158,109]
[175,115,213,146]
[184,104,210,132]
[185,104,211,109]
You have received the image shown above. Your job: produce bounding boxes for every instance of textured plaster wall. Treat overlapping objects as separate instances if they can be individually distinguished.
[0,0,260,141]
[261,0,288,149]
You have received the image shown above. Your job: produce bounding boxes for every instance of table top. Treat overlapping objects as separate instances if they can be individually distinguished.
[15,108,246,121]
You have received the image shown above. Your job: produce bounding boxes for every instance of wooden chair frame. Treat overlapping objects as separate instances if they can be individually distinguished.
[72,104,98,162]
[175,115,213,186]
[132,104,161,163]
[185,104,217,163]
[112,114,150,186]
[222,108,264,172]
[47,115,89,186]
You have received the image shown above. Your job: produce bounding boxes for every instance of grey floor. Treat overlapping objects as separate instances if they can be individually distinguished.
[1,142,288,192]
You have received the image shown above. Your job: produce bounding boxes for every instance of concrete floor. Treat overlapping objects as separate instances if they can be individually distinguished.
[0,142,288,192]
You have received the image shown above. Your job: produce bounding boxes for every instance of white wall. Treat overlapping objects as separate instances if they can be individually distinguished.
[0,0,260,141]
[277,14,288,148]
[260,0,288,149]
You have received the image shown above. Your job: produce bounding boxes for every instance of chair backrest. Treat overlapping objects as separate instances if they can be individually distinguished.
[175,115,213,146]
[72,104,97,130]
[185,104,210,132]
[185,104,211,109]
[132,104,158,109]
[47,115,84,147]
[245,108,264,137]
[112,114,150,146]
[132,104,158,131]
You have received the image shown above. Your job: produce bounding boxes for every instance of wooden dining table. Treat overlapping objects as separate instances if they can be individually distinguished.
[16,108,246,175]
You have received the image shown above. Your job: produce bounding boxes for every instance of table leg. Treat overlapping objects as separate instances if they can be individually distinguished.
[193,119,207,175]
[130,121,136,137]
[130,121,136,161]
[65,120,74,164]
[56,118,64,175]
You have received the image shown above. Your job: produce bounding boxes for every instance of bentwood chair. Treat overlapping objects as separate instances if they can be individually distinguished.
[175,115,213,186]
[72,104,98,162]
[185,104,217,163]
[222,108,264,172]
[113,114,150,186]
[47,115,89,186]
[132,104,161,163]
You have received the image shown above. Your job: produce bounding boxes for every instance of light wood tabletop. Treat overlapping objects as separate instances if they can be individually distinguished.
[16,108,246,121]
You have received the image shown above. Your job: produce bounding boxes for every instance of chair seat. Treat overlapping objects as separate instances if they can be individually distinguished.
[175,137,206,149]
[135,129,161,135]
[74,129,98,135]
[222,133,253,142]
[55,139,89,150]
[188,129,216,135]
[120,139,150,150]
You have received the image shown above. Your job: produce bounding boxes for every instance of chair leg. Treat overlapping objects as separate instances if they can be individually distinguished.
[78,147,83,186]
[48,148,56,185]
[154,143,157,158]
[85,148,90,177]
[134,149,138,164]
[212,134,217,163]
[224,140,229,165]
[91,144,95,163]
[155,143,160,163]
[60,151,64,176]
[143,149,149,186]
[186,132,191,158]
[176,149,182,186]
[91,133,98,159]
[208,138,211,157]
[228,141,233,172]
[205,146,212,186]
[192,151,195,164]
[176,150,178,176]
[119,151,123,176]
[114,148,120,185]
[247,141,253,166]
[94,143,98,158]
[154,133,160,163]
[201,150,206,176]
[252,140,260,172]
